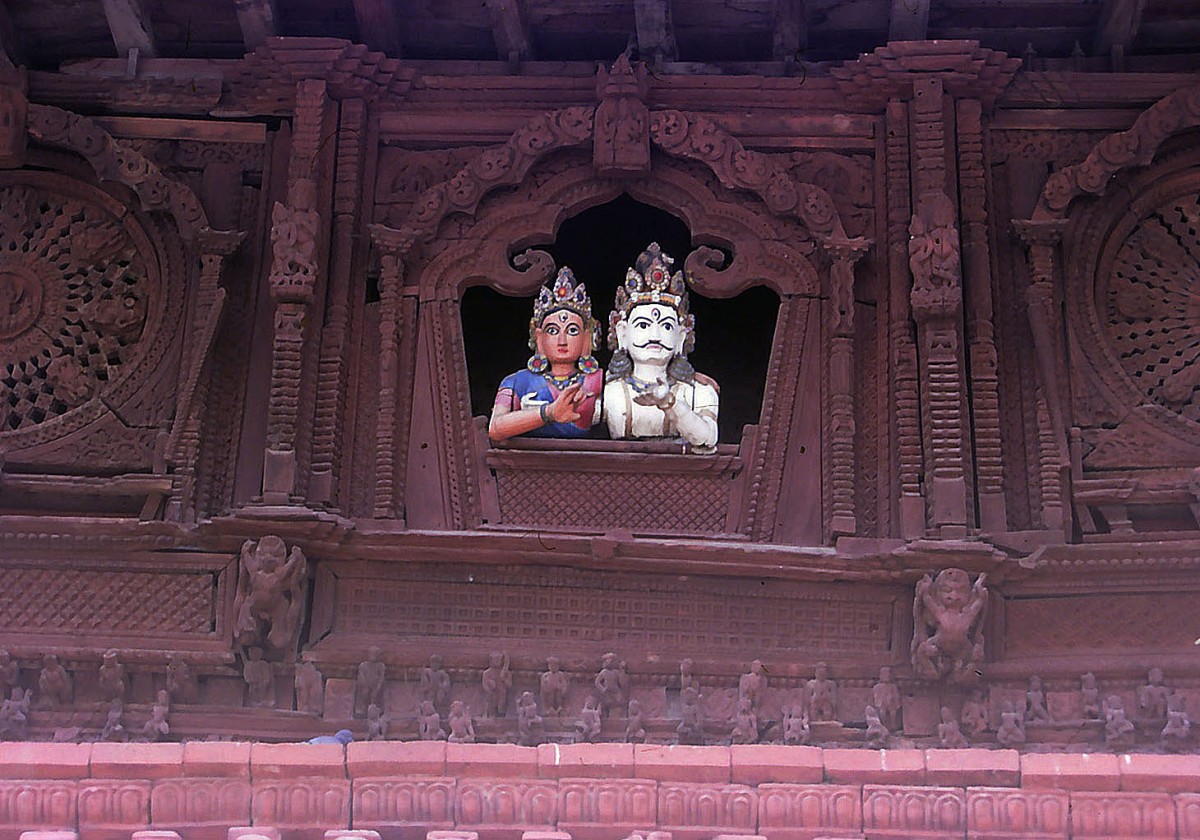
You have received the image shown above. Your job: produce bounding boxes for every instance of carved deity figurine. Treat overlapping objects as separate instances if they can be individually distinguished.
[233,536,307,659]
[731,696,760,745]
[996,701,1026,748]
[938,705,969,748]
[1080,673,1102,721]
[243,647,275,709]
[367,703,389,741]
[482,651,512,718]
[1138,667,1170,721]
[38,654,72,707]
[489,267,603,442]
[0,687,30,739]
[417,699,445,741]
[294,661,324,715]
[577,695,603,743]
[356,646,386,717]
[676,685,704,745]
[679,658,699,694]
[738,659,767,715]
[1104,695,1136,751]
[0,649,19,692]
[960,689,989,738]
[911,568,988,684]
[806,662,838,722]
[604,243,719,450]
[594,652,628,717]
[517,691,543,746]
[782,704,810,746]
[540,656,569,716]
[421,654,451,712]
[166,656,198,705]
[1162,694,1191,752]
[871,666,901,732]
[1025,675,1051,725]
[625,699,646,743]
[865,704,889,749]
[447,700,475,744]
[142,690,170,741]
[100,696,125,742]
[97,649,127,702]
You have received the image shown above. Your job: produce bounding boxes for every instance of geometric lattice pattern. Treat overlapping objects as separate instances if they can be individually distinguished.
[0,181,151,432]
[0,568,214,634]
[495,470,730,533]
[1006,592,1200,654]
[337,566,893,657]
[1104,192,1200,423]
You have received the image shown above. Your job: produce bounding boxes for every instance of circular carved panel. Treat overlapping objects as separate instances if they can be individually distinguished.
[1100,191,1200,424]
[0,172,160,436]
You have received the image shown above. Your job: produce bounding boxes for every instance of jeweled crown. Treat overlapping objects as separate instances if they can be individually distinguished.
[529,267,599,350]
[608,243,695,352]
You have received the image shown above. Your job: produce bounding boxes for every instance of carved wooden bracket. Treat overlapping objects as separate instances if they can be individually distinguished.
[593,52,650,177]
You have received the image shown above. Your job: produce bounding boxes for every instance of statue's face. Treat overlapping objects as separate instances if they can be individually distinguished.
[535,309,588,366]
[938,577,969,610]
[618,303,683,366]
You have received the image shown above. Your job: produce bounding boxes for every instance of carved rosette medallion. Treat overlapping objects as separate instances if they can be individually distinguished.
[1100,191,1200,424]
[0,172,159,438]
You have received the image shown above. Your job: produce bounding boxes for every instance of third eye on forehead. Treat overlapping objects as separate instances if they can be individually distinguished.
[631,308,678,328]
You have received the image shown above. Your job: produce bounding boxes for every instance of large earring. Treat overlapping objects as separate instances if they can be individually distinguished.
[577,355,599,374]
[527,353,548,374]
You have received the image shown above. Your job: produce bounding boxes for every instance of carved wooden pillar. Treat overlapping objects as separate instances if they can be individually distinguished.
[885,98,924,539]
[1013,218,1071,534]
[262,78,331,505]
[824,237,871,537]
[957,98,1006,532]
[167,228,245,522]
[907,77,973,538]
[310,97,368,508]
[369,227,411,521]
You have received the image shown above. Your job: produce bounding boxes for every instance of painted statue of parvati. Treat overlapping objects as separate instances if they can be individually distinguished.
[604,243,719,450]
[489,267,603,442]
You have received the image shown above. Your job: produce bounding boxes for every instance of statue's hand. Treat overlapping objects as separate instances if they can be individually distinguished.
[547,383,586,424]
[633,378,676,410]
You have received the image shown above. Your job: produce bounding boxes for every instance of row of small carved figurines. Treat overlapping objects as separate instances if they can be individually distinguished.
[0,646,1192,753]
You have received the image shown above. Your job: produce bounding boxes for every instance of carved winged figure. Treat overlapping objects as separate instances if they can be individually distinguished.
[233,536,307,659]
[911,567,988,684]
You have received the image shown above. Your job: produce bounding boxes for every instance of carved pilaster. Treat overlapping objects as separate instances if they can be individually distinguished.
[885,98,924,539]
[370,226,412,520]
[824,237,871,537]
[1013,218,1071,535]
[262,78,330,504]
[310,97,367,508]
[957,98,1006,532]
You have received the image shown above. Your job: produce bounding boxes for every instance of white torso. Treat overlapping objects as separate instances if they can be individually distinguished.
[603,377,719,441]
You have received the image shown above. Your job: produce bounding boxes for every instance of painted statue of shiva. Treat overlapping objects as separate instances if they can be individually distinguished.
[604,243,719,451]
[488,267,604,442]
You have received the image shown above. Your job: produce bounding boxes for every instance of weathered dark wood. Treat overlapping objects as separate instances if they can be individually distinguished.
[351,0,403,56]
[889,0,931,41]
[634,0,678,63]
[234,0,279,51]
[1094,0,1146,54]
[484,0,534,69]
[0,2,26,67]
[99,0,158,58]
[772,0,807,62]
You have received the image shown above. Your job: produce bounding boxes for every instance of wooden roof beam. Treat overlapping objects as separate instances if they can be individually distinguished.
[0,2,26,67]
[634,0,678,65]
[772,0,807,66]
[889,0,931,42]
[234,0,279,52]
[484,0,534,71]
[1094,0,1146,61]
[352,0,403,56]
[99,0,158,59]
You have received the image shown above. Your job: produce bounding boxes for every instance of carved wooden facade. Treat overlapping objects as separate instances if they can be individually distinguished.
[0,33,1198,753]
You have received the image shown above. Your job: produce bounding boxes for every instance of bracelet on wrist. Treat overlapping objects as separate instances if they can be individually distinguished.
[538,403,550,424]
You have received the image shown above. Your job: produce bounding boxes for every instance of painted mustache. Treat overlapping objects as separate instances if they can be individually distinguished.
[634,340,670,349]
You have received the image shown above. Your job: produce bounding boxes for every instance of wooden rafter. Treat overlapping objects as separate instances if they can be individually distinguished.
[483,0,534,68]
[1094,0,1147,54]
[772,0,807,62]
[99,0,158,58]
[234,0,279,51]
[634,0,678,64]
[351,0,403,56]
[889,0,931,42]
[0,2,25,67]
